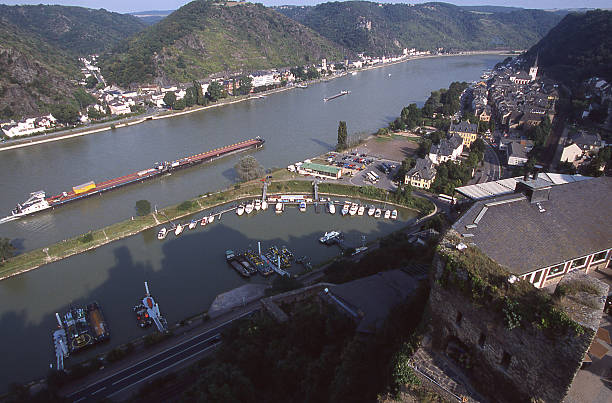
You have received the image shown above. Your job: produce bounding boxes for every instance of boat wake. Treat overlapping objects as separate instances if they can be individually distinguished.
[0,216,18,225]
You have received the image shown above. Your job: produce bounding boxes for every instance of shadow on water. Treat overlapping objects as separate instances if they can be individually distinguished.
[0,204,416,392]
[309,137,335,150]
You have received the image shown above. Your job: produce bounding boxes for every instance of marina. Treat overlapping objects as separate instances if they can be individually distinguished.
[0,54,503,390]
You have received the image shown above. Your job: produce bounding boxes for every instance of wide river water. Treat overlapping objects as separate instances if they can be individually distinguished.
[0,54,503,389]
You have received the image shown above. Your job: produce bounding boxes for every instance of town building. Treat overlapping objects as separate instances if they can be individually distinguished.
[448,121,478,148]
[569,131,604,153]
[405,157,436,189]
[428,134,464,165]
[506,141,530,166]
[451,175,611,289]
[297,162,342,180]
[560,143,583,164]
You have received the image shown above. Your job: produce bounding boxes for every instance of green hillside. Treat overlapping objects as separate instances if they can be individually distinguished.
[0,21,79,119]
[275,1,564,55]
[100,0,346,86]
[0,4,147,55]
[525,9,612,83]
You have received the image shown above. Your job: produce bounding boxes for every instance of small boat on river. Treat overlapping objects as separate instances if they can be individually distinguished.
[255,199,261,211]
[368,206,375,216]
[349,203,358,216]
[374,208,382,218]
[237,205,245,216]
[384,210,391,219]
[157,227,167,240]
[299,201,307,212]
[188,220,197,230]
[275,202,283,214]
[357,205,365,216]
[174,224,184,236]
[391,209,398,220]
[200,216,208,226]
[327,201,336,214]
[245,202,254,214]
[261,200,268,210]
[208,214,215,223]
[341,201,350,216]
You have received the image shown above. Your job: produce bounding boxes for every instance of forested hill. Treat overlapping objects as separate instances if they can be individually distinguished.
[0,20,79,119]
[100,0,345,87]
[525,9,612,84]
[0,5,146,55]
[275,1,564,55]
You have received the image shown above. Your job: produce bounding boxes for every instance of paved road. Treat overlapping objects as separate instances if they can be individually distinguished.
[66,309,257,402]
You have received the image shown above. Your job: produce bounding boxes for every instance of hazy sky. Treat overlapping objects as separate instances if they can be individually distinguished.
[0,0,609,13]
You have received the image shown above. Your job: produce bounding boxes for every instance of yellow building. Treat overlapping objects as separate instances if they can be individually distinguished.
[405,157,436,189]
[449,121,479,148]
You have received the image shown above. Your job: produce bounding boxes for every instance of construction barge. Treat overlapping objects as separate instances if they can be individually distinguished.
[52,302,110,371]
[4,138,265,221]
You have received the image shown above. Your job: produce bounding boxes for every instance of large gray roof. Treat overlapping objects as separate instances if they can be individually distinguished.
[452,176,612,275]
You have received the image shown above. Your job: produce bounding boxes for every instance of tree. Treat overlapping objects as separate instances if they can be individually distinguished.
[193,81,205,105]
[234,156,264,181]
[50,104,79,125]
[207,81,223,102]
[400,103,421,130]
[337,121,347,150]
[173,98,186,110]
[0,238,15,263]
[306,66,320,80]
[184,87,197,107]
[135,200,151,216]
[163,92,176,108]
[238,76,253,96]
[85,75,98,89]
[290,66,306,81]
[87,107,104,120]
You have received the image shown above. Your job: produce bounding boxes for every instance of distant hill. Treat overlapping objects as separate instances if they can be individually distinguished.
[0,5,147,55]
[101,0,345,86]
[0,4,146,119]
[525,9,612,83]
[275,1,564,55]
[0,21,79,119]
[128,10,175,26]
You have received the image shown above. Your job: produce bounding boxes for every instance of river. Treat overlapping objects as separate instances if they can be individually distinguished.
[0,54,503,390]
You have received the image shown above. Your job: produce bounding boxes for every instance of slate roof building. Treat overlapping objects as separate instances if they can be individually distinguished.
[428,134,464,165]
[451,176,612,289]
[449,121,479,147]
[405,157,436,189]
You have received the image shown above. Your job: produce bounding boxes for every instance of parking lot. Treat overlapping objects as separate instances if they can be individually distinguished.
[320,151,401,191]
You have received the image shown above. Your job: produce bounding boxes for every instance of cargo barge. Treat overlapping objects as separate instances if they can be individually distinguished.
[52,302,110,370]
[5,138,265,221]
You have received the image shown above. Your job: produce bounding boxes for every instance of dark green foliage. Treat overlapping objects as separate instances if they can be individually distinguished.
[135,200,151,216]
[0,4,146,55]
[234,156,264,181]
[72,88,96,109]
[306,66,321,80]
[237,76,253,96]
[277,2,563,55]
[173,98,186,110]
[84,75,98,89]
[206,81,223,102]
[177,200,195,211]
[79,232,94,244]
[525,10,612,84]
[0,238,15,263]
[400,103,421,130]
[337,120,347,150]
[163,92,176,108]
[50,103,79,124]
[290,66,307,81]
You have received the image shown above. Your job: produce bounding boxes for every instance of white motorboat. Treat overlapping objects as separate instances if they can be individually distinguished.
[188,220,197,230]
[384,210,391,219]
[357,205,365,216]
[374,208,382,218]
[255,199,261,211]
[237,205,245,216]
[327,201,336,214]
[341,202,350,216]
[261,200,268,210]
[299,201,307,212]
[200,216,208,226]
[349,203,358,216]
[245,202,254,214]
[208,214,215,223]
[275,202,283,214]
[157,227,167,240]
[391,209,398,220]
[174,224,184,236]
[10,191,51,218]
[367,206,375,216]
[320,231,341,244]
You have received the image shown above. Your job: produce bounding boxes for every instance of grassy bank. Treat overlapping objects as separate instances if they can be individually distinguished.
[0,179,434,281]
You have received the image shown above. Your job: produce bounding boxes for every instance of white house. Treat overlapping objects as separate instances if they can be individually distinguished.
[560,143,583,164]
[428,134,464,165]
[109,102,131,115]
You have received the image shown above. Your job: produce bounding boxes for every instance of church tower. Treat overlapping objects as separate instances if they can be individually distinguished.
[529,54,539,81]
